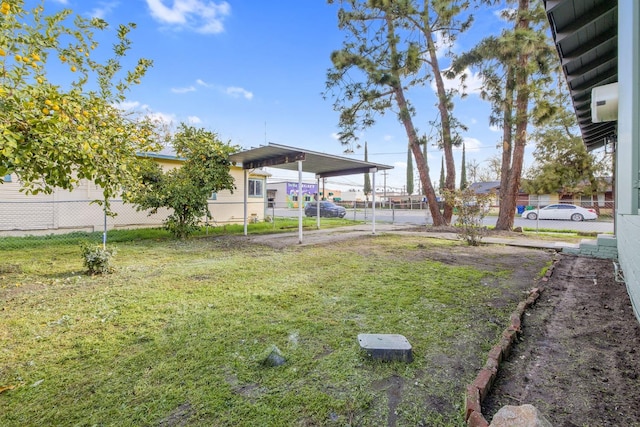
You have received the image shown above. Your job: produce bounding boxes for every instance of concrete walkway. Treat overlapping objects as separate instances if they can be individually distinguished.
[246,222,577,252]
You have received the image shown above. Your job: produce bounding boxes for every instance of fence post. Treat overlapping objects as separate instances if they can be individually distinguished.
[103,206,107,250]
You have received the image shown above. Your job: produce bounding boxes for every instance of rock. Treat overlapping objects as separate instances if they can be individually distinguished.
[260,345,286,367]
[513,226,523,233]
[489,404,552,427]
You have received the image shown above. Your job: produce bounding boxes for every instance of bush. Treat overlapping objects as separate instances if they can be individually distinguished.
[80,243,116,275]
[444,188,494,246]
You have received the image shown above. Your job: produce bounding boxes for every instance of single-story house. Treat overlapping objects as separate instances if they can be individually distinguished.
[0,153,269,236]
[545,0,640,321]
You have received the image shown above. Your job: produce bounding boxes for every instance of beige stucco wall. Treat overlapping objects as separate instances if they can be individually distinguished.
[0,161,268,234]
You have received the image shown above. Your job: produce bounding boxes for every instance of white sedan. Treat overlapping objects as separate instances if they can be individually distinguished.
[521,204,598,221]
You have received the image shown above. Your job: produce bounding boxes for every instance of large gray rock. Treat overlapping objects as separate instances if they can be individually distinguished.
[489,404,552,427]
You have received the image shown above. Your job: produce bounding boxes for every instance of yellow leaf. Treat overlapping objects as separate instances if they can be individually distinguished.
[0,385,16,394]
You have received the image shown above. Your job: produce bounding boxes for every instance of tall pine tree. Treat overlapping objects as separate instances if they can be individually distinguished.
[326,0,473,226]
[363,141,371,199]
[450,0,555,229]
[406,146,414,195]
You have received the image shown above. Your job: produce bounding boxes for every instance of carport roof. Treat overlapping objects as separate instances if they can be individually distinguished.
[544,0,618,151]
[230,143,393,178]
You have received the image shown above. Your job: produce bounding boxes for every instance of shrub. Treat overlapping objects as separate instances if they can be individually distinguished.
[80,243,116,275]
[444,188,494,246]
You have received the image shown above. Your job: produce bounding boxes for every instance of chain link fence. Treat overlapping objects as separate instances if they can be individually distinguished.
[0,197,615,250]
[0,199,267,250]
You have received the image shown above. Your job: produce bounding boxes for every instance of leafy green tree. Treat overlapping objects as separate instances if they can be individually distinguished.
[523,94,610,198]
[325,0,472,226]
[406,145,414,195]
[0,1,159,207]
[459,143,467,189]
[126,124,239,239]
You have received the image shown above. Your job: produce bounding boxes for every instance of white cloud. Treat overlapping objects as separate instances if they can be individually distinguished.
[171,86,196,94]
[456,137,482,152]
[434,31,455,59]
[433,67,483,96]
[383,134,393,142]
[145,0,231,34]
[187,116,202,124]
[225,86,253,100]
[117,101,140,110]
[88,2,118,19]
[489,124,501,132]
[146,111,176,125]
[178,79,253,99]
[51,0,69,4]
[196,79,213,88]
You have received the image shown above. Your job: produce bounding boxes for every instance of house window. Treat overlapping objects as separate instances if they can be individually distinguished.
[209,192,217,200]
[248,179,263,197]
[3,174,11,182]
[581,195,593,207]
[529,194,550,206]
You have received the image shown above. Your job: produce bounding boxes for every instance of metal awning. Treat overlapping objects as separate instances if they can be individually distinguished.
[230,143,394,243]
[544,0,618,151]
[230,143,393,177]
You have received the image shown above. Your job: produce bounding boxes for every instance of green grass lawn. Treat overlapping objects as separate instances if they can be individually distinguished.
[0,232,546,426]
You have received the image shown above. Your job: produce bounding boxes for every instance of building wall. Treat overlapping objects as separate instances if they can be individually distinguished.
[267,181,318,208]
[616,0,640,322]
[0,162,268,234]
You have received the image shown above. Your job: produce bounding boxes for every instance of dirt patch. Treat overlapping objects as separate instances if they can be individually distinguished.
[157,402,194,427]
[483,255,640,426]
[244,226,640,426]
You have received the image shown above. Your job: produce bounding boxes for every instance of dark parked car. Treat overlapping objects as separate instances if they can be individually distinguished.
[304,201,347,218]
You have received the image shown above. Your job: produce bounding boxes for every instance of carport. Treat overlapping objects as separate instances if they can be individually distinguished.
[230,143,393,243]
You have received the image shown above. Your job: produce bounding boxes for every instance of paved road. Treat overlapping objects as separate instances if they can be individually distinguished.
[271,207,614,234]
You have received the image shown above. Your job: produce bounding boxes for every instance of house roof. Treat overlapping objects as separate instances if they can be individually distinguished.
[229,143,393,178]
[544,0,618,151]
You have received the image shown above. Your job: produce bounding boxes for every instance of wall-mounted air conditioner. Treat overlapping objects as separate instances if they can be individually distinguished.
[591,82,618,123]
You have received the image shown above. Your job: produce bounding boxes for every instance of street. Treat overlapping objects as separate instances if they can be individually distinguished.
[270,207,614,234]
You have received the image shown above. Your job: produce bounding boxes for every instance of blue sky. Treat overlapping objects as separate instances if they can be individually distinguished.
[38,0,529,192]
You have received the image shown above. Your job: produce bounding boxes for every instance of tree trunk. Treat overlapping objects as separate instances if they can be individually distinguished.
[495,0,530,231]
[425,20,456,223]
[385,14,446,226]
[394,85,446,225]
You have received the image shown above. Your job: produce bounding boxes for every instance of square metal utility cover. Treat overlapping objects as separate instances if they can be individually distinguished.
[357,333,413,362]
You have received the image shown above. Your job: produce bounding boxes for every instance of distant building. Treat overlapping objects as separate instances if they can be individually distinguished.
[266,181,345,207]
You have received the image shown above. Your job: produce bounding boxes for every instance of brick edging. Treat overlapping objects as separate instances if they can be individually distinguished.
[464,257,558,426]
